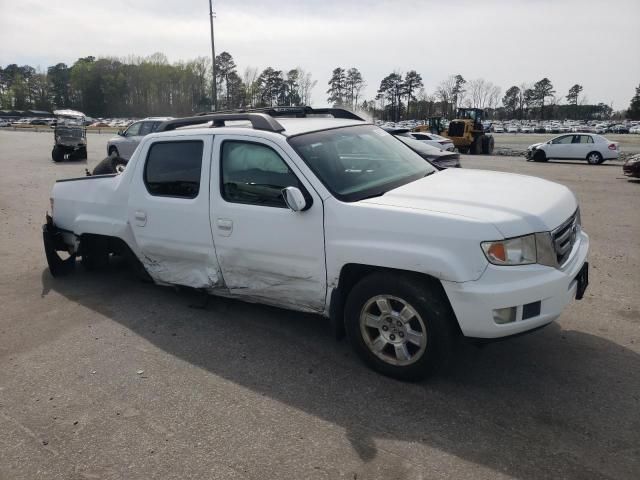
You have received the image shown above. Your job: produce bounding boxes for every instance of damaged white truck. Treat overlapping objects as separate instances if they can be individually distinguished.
[43,107,589,380]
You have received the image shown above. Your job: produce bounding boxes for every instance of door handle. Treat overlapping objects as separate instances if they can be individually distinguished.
[134,210,147,226]
[216,218,233,236]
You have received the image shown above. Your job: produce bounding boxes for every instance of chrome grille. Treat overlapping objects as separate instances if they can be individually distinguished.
[551,210,579,266]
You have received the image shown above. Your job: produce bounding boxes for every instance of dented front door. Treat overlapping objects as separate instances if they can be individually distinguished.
[127,135,223,289]
[210,135,327,312]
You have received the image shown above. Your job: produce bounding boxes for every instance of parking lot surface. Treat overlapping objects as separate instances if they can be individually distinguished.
[1,130,639,480]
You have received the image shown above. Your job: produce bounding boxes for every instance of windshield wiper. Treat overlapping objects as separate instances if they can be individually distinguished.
[424,170,436,177]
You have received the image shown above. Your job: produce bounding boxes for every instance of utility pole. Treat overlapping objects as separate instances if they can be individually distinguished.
[208,0,217,111]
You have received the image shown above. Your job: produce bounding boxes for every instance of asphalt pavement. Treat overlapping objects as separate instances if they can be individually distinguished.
[0,130,638,480]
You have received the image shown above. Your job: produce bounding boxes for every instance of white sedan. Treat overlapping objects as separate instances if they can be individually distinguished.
[408,132,455,151]
[527,133,619,164]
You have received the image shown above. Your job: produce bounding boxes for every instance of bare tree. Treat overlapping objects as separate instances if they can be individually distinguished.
[296,67,317,105]
[488,84,501,110]
[466,78,499,109]
[242,67,259,107]
[436,75,456,117]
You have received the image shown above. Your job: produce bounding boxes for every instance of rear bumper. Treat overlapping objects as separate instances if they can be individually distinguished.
[442,230,589,339]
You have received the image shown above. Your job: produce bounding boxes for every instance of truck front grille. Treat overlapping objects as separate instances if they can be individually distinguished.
[551,209,579,266]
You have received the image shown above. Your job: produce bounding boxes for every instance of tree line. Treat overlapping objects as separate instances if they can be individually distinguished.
[0,52,316,118]
[1,52,638,121]
[363,73,625,122]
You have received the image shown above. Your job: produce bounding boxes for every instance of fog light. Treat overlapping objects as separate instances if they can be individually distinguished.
[493,307,517,324]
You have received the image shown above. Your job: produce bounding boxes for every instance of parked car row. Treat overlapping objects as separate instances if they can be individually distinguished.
[490,120,640,134]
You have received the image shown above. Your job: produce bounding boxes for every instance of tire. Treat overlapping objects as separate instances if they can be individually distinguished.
[470,138,482,155]
[92,155,128,175]
[533,150,547,162]
[481,136,495,155]
[51,145,65,162]
[586,151,603,165]
[69,146,87,161]
[344,272,456,381]
[81,236,110,270]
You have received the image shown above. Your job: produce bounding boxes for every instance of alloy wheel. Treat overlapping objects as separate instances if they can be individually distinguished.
[359,295,427,366]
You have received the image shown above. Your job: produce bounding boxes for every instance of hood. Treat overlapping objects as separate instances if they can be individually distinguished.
[361,168,577,238]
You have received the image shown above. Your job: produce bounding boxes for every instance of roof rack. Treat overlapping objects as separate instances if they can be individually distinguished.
[156,113,285,133]
[197,106,365,121]
[156,106,365,134]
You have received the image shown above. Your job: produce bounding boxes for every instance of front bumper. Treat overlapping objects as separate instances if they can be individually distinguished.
[623,162,640,177]
[442,230,589,338]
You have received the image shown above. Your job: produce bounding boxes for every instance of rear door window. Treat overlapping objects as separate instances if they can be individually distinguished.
[144,141,203,198]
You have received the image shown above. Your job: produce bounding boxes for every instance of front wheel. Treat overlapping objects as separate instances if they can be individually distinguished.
[586,151,603,165]
[51,145,65,162]
[344,273,456,381]
[533,149,547,162]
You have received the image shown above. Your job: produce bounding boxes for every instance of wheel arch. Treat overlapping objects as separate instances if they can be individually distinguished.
[329,263,461,340]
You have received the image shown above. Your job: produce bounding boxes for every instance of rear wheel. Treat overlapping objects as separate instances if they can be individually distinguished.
[586,151,603,165]
[81,236,110,270]
[51,145,65,162]
[344,272,456,381]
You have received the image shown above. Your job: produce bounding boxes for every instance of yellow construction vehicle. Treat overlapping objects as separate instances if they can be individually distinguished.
[414,108,494,155]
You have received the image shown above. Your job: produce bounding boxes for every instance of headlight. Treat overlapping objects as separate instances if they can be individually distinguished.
[482,232,567,267]
[481,234,537,265]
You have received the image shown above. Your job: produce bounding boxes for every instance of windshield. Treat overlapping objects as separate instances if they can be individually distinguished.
[288,125,435,202]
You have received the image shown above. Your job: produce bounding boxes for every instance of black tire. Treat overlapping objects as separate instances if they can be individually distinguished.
[92,155,128,175]
[344,272,456,381]
[51,145,65,162]
[533,150,548,162]
[470,138,482,155]
[69,147,87,161]
[481,135,495,155]
[586,151,603,165]
[81,236,110,270]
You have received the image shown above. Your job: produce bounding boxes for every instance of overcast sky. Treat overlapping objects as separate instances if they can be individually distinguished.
[1,0,639,109]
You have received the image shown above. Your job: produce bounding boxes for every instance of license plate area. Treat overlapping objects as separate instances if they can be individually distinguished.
[575,262,589,300]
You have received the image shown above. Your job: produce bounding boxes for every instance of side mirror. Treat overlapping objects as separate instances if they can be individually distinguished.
[282,186,307,212]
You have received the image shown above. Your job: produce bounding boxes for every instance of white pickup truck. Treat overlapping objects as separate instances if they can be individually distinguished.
[43,107,589,380]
